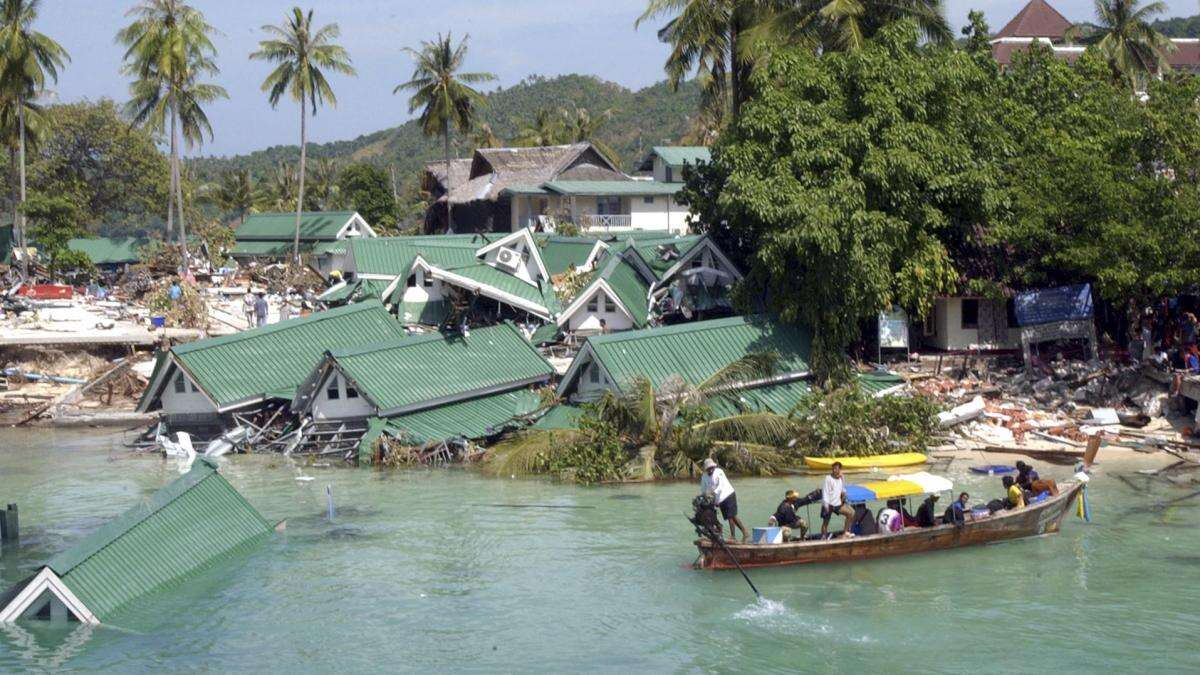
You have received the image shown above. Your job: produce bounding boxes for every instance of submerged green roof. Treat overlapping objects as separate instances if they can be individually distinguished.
[328,322,554,415]
[229,240,315,258]
[67,237,148,265]
[382,388,543,446]
[236,211,359,241]
[568,315,811,395]
[143,301,408,411]
[46,458,271,621]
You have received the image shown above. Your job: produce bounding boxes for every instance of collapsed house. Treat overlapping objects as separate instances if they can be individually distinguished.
[289,322,556,463]
[422,143,700,234]
[0,459,272,625]
[136,300,408,432]
[322,228,741,342]
[230,211,376,272]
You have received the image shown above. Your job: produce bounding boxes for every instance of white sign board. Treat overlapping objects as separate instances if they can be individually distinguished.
[878,308,909,349]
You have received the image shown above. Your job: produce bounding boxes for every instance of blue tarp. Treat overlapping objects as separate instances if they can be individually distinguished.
[1013,284,1093,327]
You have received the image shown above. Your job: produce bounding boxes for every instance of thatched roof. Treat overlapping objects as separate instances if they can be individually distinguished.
[432,143,629,204]
[422,158,473,196]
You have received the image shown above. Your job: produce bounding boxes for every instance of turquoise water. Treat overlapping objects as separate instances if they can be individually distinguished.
[0,428,1198,673]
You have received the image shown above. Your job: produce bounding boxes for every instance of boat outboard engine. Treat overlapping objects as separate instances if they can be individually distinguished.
[689,495,723,541]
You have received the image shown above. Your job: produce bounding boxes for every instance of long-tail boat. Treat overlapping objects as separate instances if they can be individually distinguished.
[694,472,1086,570]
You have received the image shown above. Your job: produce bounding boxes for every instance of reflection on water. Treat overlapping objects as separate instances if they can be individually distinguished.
[1,427,1199,672]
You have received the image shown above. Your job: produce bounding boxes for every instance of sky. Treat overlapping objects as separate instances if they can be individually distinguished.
[36,0,1200,157]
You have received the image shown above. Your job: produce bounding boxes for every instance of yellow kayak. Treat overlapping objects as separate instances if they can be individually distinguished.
[803,452,927,470]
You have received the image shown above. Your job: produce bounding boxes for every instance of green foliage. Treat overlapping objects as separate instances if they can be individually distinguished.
[21,194,88,276]
[337,163,394,229]
[545,415,629,485]
[683,22,995,381]
[794,386,939,458]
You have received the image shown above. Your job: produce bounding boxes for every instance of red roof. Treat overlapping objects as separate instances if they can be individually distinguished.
[992,42,1083,67]
[1167,40,1200,71]
[995,0,1073,40]
[992,39,1200,71]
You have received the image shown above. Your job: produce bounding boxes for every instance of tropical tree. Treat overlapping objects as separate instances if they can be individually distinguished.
[0,0,68,278]
[514,108,564,147]
[255,161,299,212]
[1069,0,1174,89]
[469,121,501,149]
[308,157,341,210]
[118,0,226,263]
[0,90,45,245]
[560,105,621,165]
[486,354,800,482]
[396,32,494,234]
[764,0,953,53]
[251,7,356,264]
[209,168,256,225]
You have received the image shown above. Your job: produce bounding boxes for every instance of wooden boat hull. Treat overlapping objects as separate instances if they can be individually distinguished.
[803,452,927,471]
[695,482,1083,569]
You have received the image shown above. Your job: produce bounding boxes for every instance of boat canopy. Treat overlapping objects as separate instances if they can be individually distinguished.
[845,472,953,504]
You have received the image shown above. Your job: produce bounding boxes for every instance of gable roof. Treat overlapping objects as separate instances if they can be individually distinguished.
[557,254,653,328]
[380,387,544,447]
[541,180,684,196]
[139,301,408,412]
[350,235,487,276]
[448,143,629,204]
[475,228,550,282]
[306,322,554,416]
[559,315,812,397]
[536,235,606,276]
[67,237,148,265]
[423,158,474,194]
[236,211,363,242]
[0,459,271,623]
[637,146,712,172]
[624,234,706,278]
[994,0,1072,40]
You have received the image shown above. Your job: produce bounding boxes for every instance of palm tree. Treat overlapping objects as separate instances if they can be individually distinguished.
[514,108,565,147]
[209,168,256,225]
[308,157,341,210]
[1071,0,1174,89]
[118,0,226,264]
[396,32,494,234]
[560,105,622,166]
[469,121,501,149]
[255,161,299,212]
[487,353,801,481]
[0,92,44,251]
[251,7,356,264]
[0,0,68,279]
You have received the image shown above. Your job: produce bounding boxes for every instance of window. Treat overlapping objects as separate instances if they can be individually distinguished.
[588,364,600,384]
[423,273,434,288]
[346,385,359,399]
[1005,298,1018,328]
[406,274,417,288]
[596,196,621,215]
[587,295,599,313]
[604,295,616,313]
[961,299,979,330]
[691,256,704,269]
[665,166,674,182]
[326,380,341,400]
[174,373,187,394]
[643,196,655,204]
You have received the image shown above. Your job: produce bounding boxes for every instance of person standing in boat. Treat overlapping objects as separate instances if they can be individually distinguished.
[820,462,855,539]
[700,459,747,543]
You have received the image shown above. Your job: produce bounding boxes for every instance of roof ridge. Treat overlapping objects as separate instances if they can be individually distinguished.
[172,301,387,355]
[587,315,761,345]
[330,322,526,360]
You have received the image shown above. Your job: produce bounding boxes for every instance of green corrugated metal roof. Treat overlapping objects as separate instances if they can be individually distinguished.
[592,255,652,327]
[397,298,450,326]
[318,278,393,306]
[440,262,560,315]
[229,240,315,258]
[330,322,554,414]
[536,236,599,276]
[349,236,484,276]
[67,237,148,265]
[531,403,584,431]
[576,315,811,394]
[382,388,543,445]
[47,458,271,621]
[651,146,711,167]
[235,211,357,241]
[542,180,683,196]
[528,322,561,345]
[148,301,408,410]
[312,240,349,256]
[501,183,551,195]
[626,235,704,277]
[707,379,813,417]
[0,224,12,265]
[858,371,906,395]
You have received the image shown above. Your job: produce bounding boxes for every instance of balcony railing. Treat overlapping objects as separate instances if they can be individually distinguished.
[579,214,632,230]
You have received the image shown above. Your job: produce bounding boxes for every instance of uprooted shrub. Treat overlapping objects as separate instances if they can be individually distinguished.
[793,385,940,457]
[144,279,207,329]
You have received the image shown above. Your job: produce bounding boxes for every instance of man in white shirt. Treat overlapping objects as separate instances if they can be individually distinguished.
[699,458,747,542]
[820,461,855,538]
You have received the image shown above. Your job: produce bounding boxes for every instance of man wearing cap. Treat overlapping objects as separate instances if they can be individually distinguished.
[772,490,809,541]
[820,461,855,538]
[700,458,746,542]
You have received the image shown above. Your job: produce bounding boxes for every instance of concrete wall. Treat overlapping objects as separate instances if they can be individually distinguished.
[927,297,1021,351]
[575,359,616,400]
[565,288,636,333]
[311,372,373,420]
[160,368,218,416]
[482,235,540,284]
[401,268,446,303]
[629,194,689,233]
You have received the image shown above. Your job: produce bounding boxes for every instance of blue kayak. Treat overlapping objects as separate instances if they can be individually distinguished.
[970,465,1016,475]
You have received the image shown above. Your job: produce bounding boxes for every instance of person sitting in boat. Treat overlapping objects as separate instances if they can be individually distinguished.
[771,490,809,541]
[820,462,855,539]
[1016,461,1059,498]
[700,458,747,543]
[1004,475,1025,509]
[943,492,970,526]
[915,494,940,527]
[887,498,918,527]
[877,503,903,533]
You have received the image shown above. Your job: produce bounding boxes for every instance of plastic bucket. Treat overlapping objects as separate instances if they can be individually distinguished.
[150,316,166,328]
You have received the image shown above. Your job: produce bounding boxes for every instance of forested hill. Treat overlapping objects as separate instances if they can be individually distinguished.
[191,75,702,182]
[1151,14,1200,37]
